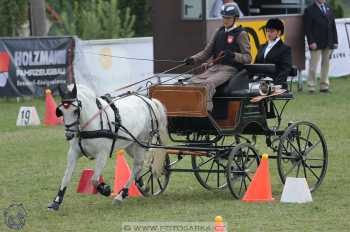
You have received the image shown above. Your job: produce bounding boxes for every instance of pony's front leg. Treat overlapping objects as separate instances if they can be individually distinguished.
[92,152,111,197]
[48,147,79,211]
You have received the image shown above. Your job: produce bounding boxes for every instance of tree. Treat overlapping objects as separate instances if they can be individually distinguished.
[328,0,344,18]
[0,0,28,36]
[118,0,152,37]
[47,0,135,39]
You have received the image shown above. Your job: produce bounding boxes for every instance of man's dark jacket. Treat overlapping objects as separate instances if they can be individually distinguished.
[304,2,338,49]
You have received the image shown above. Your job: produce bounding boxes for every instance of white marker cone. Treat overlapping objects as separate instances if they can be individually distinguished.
[281,177,313,203]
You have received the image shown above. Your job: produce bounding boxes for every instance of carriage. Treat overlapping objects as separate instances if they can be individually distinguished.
[49,63,328,210]
[136,63,328,199]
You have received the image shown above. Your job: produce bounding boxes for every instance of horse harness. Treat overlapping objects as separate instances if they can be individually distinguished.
[58,93,161,159]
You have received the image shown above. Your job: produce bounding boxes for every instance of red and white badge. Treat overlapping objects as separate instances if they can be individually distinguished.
[227,35,234,44]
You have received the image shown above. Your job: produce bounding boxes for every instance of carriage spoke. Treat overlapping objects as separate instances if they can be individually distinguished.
[232,159,243,172]
[151,176,154,195]
[204,160,216,185]
[139,169,151,179]
[304,157,324,161]
[217,162,220,188]
[303,162,321,181]
[304,157,324,168]
[245,155,256,169]
[242,149,249,165]
[146,175,152,186]
[196,157,215,169]
[285,161,298,176]
[243,177,248,191]
[303,126,312,153]
[304,140,321,156]
[280,142,294,157]
[296,162,301,177]
[303,163,307,179]
[240,150,245,167]
[157,178,163,191]
[217,160,226,169]
[239,177,244,196]
[296,125,303,153]
[280,155,297,160]
[246,173,252,182]
[287,140,303,157]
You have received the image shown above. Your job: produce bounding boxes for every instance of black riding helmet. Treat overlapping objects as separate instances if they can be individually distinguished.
[265,18,284,35]
[220,3,240,18]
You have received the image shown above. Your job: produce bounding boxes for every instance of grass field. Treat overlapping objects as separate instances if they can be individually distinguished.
[1,77,350,232]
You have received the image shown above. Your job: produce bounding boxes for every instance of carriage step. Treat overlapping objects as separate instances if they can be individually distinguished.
[166,149,208,156]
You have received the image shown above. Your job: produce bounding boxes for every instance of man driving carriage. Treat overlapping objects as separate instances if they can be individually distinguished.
[184,2,252,111]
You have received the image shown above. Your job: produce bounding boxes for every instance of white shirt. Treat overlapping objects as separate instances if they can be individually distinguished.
[264,37,280,58]
[225,25,236,33]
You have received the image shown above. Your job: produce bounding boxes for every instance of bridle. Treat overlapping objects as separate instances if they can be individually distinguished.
[56,99,82,140]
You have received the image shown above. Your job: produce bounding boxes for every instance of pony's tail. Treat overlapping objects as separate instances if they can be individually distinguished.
[147,98,169,178]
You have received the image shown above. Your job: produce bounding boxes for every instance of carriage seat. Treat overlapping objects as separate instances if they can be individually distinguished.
[214,64,295,99]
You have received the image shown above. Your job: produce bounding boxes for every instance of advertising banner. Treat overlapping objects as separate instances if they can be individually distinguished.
[0,37,75,96]
[74,37,153,96]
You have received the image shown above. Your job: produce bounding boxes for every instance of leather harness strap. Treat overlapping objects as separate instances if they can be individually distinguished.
[77,93,160,159]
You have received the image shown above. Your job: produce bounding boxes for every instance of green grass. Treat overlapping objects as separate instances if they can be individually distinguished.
[1,77,350,232]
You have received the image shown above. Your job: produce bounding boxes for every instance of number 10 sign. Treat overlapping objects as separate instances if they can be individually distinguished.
[16,107,41,126]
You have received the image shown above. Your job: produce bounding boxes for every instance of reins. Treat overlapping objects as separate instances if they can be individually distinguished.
[79,54,225,130]
[84,52,184,63]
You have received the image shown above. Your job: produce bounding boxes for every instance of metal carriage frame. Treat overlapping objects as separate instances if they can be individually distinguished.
[134,64,328,199]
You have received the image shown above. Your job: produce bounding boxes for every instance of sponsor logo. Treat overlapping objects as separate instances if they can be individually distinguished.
[0,51,10,87]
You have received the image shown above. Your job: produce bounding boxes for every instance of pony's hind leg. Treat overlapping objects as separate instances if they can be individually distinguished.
[92,152,111,197]
[48,147,79,211]
[112,146,145,204]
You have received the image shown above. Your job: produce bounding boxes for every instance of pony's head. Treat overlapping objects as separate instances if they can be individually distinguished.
[56,84,81,140]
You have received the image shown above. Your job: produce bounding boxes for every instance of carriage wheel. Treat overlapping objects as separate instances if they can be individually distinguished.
[191,151,228,190]
[226,143,260,199]
[277,121,328,192]
[136,155,170,196]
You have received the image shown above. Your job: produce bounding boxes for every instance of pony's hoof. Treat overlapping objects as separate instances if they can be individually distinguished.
[112,195,123,205]
[47,201,60,211]
[97,183,111,197]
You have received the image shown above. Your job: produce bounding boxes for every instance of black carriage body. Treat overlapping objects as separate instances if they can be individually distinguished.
[146,64,327,195]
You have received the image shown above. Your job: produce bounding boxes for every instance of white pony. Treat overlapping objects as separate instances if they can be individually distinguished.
[48,84,168,210]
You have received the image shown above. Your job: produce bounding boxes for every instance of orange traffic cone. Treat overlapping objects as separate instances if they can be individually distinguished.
[242,154,274,202]
[111,150,142,197]
[214,216,226,232]
[44,89,63,126]
[76,169,105,194]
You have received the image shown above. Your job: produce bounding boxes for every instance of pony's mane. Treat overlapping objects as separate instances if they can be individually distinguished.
[76,84,97,100]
